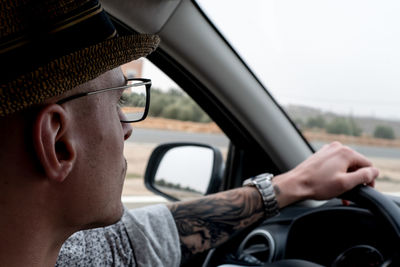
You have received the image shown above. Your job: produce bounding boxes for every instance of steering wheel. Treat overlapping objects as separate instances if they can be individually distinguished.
[339,185,400,264]
[257,186,400,267]
[341,185,400,238]
[205,185,400,267]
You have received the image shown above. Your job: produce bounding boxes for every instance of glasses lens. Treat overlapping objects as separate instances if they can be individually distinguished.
[120,81,147,122]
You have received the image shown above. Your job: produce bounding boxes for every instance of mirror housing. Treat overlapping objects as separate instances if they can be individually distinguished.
[144,143,224,201]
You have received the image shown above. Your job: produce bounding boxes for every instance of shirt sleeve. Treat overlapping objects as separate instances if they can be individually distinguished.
[121,204,181,267]
[56,204,181,267]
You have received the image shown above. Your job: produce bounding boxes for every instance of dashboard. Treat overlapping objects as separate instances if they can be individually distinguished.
[204,198,400,267]
[285,205,394,266]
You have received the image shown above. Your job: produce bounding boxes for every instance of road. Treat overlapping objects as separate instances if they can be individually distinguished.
[129,128,400,159]
[311,141,400,159]
[128,128,230,148]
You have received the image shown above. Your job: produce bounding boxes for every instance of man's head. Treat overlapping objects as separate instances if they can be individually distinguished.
[33,68,135,228]
[0,0,158,231]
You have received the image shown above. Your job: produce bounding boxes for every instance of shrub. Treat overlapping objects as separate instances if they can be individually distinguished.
[374,125,395,139]
[306,115,326,129]
[326,117,362,136]
[148,88,211,122]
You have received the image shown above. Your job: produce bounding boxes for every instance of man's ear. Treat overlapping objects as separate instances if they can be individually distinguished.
[33,104,76,182]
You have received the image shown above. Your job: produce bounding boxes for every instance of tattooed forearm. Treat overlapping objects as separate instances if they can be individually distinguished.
[168,187,266,262]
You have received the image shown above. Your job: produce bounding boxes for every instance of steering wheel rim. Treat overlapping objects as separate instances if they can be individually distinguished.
[340,185,400,243]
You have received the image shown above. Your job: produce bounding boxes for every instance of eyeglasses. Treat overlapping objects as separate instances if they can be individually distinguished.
[56,78,151,123]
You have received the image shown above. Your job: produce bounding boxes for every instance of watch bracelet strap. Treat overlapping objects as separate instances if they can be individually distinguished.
[254,177,280,218]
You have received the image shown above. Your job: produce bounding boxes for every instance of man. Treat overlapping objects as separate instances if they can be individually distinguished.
[0,0,378,266]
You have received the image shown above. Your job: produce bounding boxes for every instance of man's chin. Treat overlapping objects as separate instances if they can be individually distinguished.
[83,201,125,230]
[102,201,125,225]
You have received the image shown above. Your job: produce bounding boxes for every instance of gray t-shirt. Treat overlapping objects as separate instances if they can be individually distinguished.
[56,204,181,267]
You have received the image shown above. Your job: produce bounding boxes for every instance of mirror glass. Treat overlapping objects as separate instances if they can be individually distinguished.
[154,146,214,200]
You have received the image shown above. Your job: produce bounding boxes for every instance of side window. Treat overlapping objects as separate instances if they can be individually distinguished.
[121,58,230,208]
[198,1,400,196]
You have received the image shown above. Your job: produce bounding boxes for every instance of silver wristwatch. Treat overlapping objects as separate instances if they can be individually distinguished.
[243,173,279,217]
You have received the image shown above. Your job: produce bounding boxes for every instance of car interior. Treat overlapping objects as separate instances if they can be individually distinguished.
[102,0,400,266]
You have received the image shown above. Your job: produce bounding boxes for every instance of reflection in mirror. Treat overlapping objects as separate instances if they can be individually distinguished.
[154,146,214,200]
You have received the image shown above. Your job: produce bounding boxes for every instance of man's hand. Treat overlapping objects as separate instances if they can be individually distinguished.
[273,141,379,208]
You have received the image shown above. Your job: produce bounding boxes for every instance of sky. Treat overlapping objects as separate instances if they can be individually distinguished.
[193,0,400,120]
[142,59,180,91]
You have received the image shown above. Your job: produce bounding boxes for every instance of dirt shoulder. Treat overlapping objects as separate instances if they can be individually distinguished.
[135,117,400,147]
[135,117,222,133]
[303,131,400,148]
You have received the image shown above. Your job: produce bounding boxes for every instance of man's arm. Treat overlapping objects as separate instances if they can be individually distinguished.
[168,186,264,260]
[168,142,379,262]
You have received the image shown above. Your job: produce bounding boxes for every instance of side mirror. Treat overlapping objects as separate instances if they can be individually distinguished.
[144,143,224,201]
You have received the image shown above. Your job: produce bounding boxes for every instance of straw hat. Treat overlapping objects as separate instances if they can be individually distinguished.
[0,0,160,117]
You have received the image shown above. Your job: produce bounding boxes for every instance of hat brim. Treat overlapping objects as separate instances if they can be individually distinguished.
[0,34,160,117]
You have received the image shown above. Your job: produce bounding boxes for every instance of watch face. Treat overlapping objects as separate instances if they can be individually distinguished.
[243,173,273,186]
[243,178,255,186]
[255,173,274,181]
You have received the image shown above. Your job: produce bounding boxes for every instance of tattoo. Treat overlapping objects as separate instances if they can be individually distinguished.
[168,187,265,262]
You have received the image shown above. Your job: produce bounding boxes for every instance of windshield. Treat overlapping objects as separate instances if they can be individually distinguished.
[197,0,400,194]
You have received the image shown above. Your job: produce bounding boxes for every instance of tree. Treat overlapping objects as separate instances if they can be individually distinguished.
[347,117,362,137]
[306,115,326,129]
[374,125,395,140]
[148,88,211,122]
[326,117,362,136]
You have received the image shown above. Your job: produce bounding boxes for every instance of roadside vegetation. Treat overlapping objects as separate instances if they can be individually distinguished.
[294,114,396,140]
[305,116,363,137]
[373,125,396,140]
[148,88,211,123]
